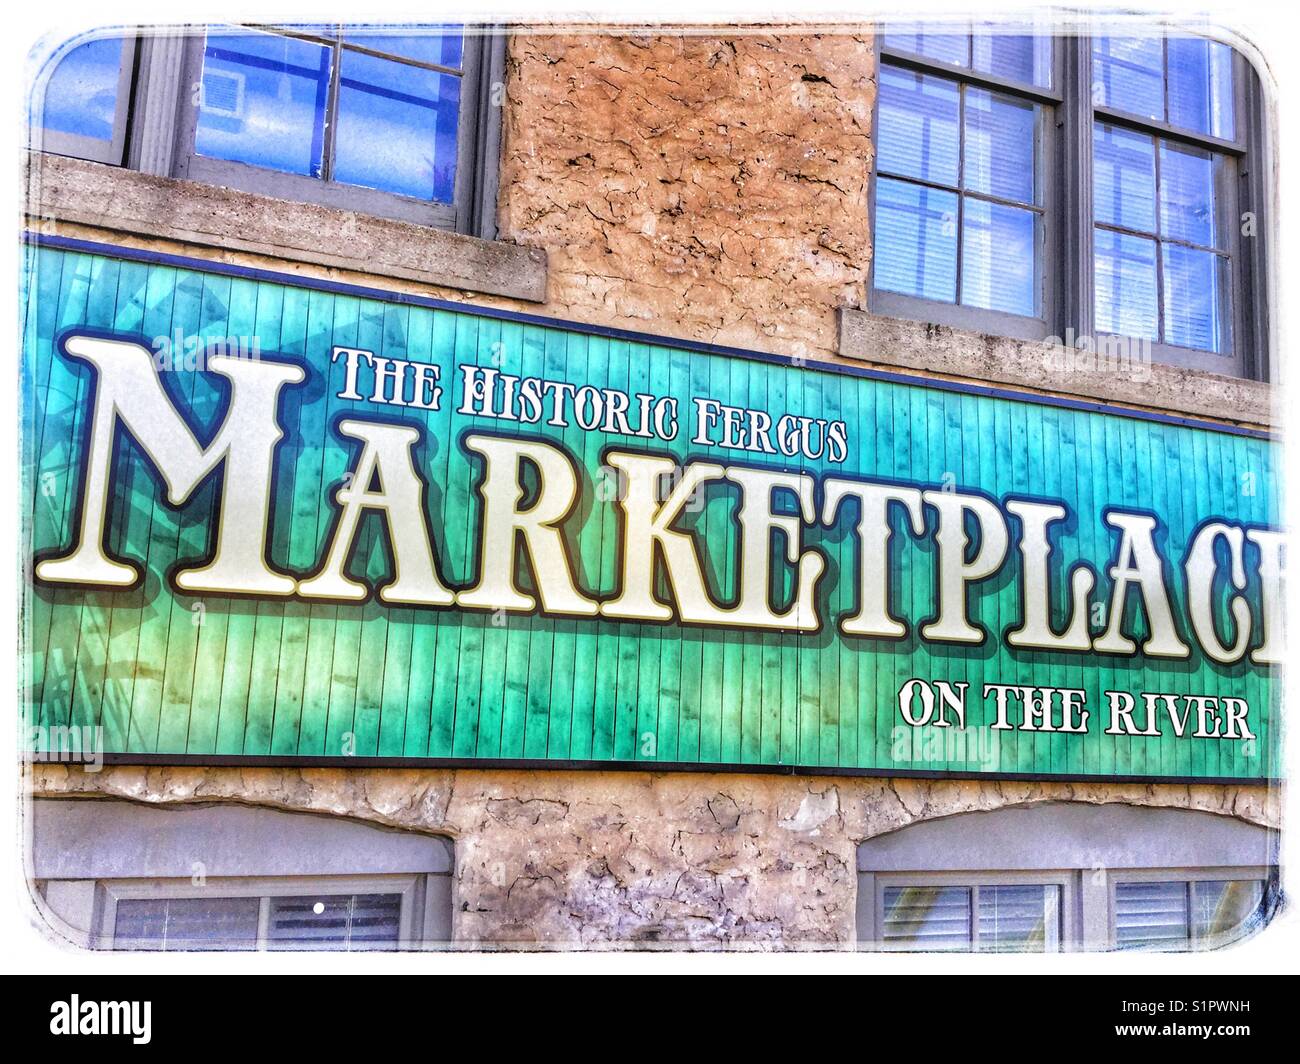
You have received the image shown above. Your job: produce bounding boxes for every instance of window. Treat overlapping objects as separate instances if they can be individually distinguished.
[104,877,419,951]
[873,30,1056,340]
[1090,34,1245,373]
[178,25,474,227]
[31,799,455,951]
[856,803,1277,952]
[1112,874,1267,950]
[29,33,135,164]
[871,25,1269,379]
[878,875,1065,952]
[28,24,503,236]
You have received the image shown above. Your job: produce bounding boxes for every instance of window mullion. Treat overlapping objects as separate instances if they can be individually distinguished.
[1239,58,1270,381]
[1153,136,1165,344]
[255,895,270,951]
[1060,34,1095,341]
[954,84,966,305]
[321,38,344,183]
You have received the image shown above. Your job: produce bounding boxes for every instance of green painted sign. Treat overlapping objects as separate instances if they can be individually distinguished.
[22,241,1283,781]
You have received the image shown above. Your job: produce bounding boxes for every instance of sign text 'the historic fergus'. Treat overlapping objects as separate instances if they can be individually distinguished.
[38,334,1283,665]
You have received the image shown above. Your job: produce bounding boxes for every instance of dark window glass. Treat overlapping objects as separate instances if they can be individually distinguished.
[266,893,402,950]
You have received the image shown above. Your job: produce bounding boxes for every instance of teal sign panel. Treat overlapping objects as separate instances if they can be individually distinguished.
[22,240,1283,780]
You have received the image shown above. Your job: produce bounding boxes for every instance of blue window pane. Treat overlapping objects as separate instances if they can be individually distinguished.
[964,89,1037,204]
[272,24,340,39]
[1095,229,1158,340]
[343,25,464,69]
[962,200,1037,315]
[874,179,958,303]
[883,32,969,68]
[972,35,1052,88]
[1092,37,1164,121]
[1168,37,1235,140]
[1163,245,1229,352]
[1093,123,1156,232]
[39,36,123,141]
[195,32,332,178]
[1160,143,1220,247]
[334,50,461,203]
[878,65,960,186]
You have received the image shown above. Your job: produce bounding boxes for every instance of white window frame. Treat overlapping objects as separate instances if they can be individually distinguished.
[98,873,425,951]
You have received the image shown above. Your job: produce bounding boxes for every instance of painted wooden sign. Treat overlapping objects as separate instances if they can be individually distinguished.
[22,239,1283,781]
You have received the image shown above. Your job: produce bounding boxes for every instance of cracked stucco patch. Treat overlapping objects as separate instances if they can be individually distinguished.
[29,765,1277,950]
[498,32,875,361]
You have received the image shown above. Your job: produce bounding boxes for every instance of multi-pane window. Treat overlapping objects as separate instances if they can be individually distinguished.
[1093,35,1235,138]
[28,25,501,234]
[190,25,465,209]
[32,799,455,951]
[1114,877,1266,950]
[865,870,1270,952]
[871,27,1266,379]
[112,888,405,951]
[1092,36,1238,356]
[858,805,1276,952]
[874,32,1051,334]
[880,882,1062,952]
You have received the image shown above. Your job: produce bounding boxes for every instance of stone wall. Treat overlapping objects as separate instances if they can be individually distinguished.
[498,31,875,360]
[31,766,1278,949]
[25,29,1277,951]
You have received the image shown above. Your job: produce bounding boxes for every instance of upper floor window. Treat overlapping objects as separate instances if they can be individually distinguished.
[29,24,502,236]
[872,25,1269,381]
[30,35,134,164]
[874,31,1054,339]
[1091,35,1242,367]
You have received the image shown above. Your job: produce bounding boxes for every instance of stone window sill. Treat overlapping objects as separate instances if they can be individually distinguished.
[23,152,547,304]
[838,307,1275,430]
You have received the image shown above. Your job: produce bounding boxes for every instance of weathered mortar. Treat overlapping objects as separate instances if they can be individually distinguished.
[498,32,875,360]
[31,766,1277,949]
